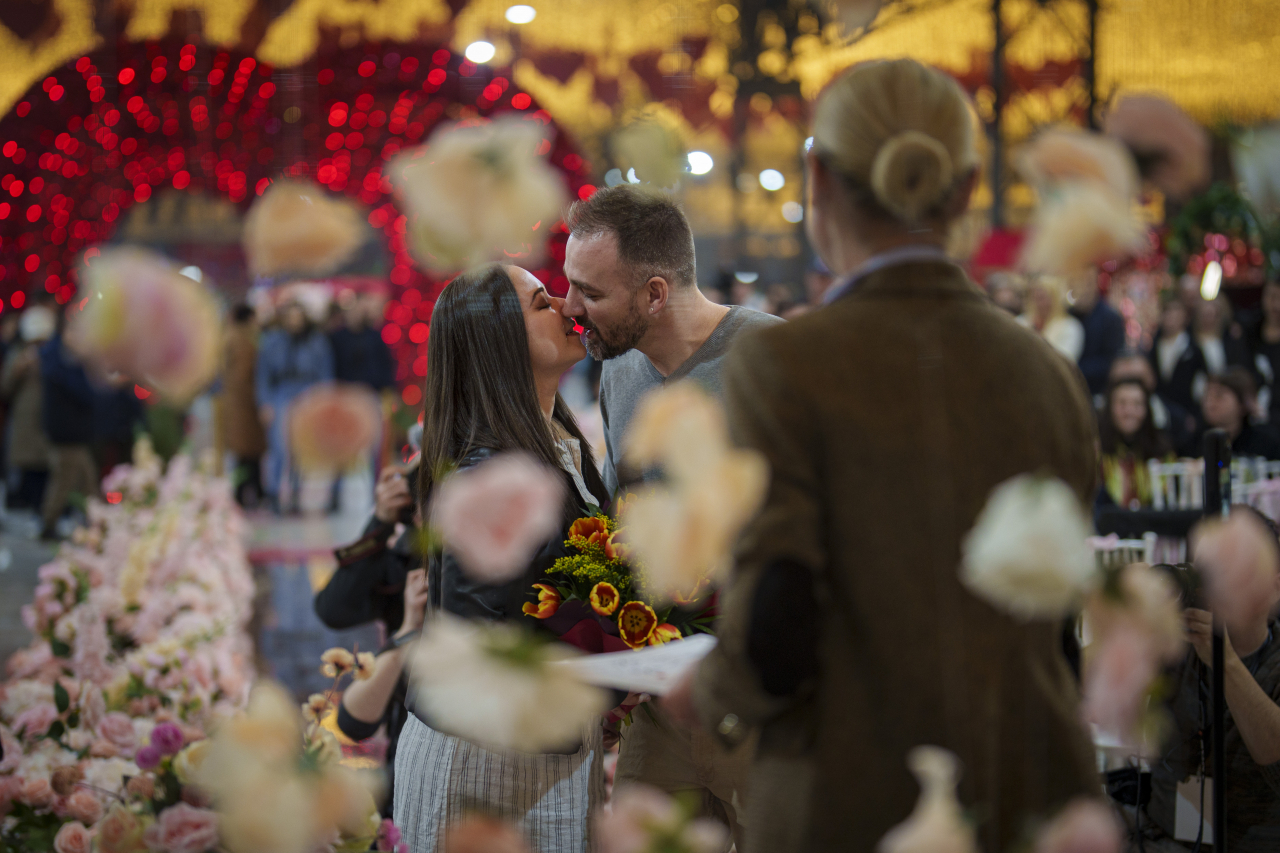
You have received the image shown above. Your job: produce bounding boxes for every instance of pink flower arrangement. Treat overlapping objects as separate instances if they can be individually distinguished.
[142,802,220,853]
[52,820,95,853]
[288,382,384,474]
[0,438,257,853]
[430,452,567,583]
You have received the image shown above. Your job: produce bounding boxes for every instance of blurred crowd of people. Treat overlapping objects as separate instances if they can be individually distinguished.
[988,271,1280,512]
[0,286,399,536]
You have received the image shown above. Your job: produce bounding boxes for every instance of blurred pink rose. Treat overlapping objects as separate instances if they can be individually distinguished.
[97,801,147,853]
[66,789,105,826]
[1082,623,1159,742]
[443,816,530,853]
[1194,512,1280,630]
[1036,798,1123,853]
[97,712,137,752]
[430,453,566,583]
[0,724,22,773]
[13,702,58,739]
[53,820,95,853]
[595,785,727,853]
[288,383,383,473]
[0,776,23,816]
[142,802,220,853]
[89,739,119,758]
[20,777,56,809]
[80,685,106,732]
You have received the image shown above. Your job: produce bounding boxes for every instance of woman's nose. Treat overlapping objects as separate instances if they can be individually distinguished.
[549,295,567,314]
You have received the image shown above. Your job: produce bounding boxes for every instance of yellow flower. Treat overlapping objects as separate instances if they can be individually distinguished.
[320,648,356,679]
[522,584,561,619]
[648,623,682,645]
[172,739,211,786]
[617,602,658,649]
[302,693,332,723]
[352,652,376,682]
[589,582,620,616]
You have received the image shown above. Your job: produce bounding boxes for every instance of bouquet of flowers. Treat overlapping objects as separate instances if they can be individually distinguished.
[522,505,715,652]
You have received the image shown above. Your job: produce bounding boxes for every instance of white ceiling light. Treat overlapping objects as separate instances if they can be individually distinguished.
[781,201,804,223]
[759,169,785,191]
[604,168,624,187]
[464,41,496,64]
[1201,260,1223,300]
[178,265,203,282]
[505,5,537,24]
[734,272,759,284]
[626,168,640,184]
[804,136,814,151]
[687,151,713,175]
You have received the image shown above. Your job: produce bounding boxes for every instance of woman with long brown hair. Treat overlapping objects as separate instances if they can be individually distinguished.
[392,263,610,852]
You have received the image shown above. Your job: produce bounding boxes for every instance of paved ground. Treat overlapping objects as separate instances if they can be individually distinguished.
[0,511,53,671]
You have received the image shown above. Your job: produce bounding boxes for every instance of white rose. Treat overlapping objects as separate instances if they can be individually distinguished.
[960,474,1097,620]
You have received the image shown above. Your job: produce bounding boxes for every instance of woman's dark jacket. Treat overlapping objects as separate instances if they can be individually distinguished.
[409,446,612,748]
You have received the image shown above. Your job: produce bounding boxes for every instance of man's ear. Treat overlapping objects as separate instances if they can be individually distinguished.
[645,276,671,315]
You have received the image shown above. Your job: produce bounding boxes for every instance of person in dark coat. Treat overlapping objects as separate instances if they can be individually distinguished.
[221,304,268,507]
[255,300,333,508]
[38,328,98,539]
[330,294,395,393]
[1068,269,1126,399]
[1202,368,1280,461]
[1146,298,1207,419]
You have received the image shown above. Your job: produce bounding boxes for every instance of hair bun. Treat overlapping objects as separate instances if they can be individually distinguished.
[869,130,954,223]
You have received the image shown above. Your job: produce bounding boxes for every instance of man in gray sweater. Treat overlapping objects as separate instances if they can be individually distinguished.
[563,185,781,848]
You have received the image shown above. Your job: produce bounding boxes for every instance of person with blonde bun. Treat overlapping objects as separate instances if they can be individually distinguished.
[663,59,1100,852]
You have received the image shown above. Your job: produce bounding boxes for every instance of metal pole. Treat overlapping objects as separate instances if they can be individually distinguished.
[1084,0,1099,129]
[1202,428,1230,853]
[990,0,1005,227]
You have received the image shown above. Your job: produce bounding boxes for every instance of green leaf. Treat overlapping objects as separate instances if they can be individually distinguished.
[66,711,80,730]
[54,681,69,714]
[46,720,64,741]
[49,639,71,658]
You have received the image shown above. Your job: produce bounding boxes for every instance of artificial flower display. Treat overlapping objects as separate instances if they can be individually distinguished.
[390,117,567,272]
[288,382,383,474]
[0,438,257,852]
[430,452,566,583]
[1016,128,1148,275]
[242,179,368,278]
[595,783,730,853]
[523,509,714,652]
[196,681,384,853]
[620,382,768,603]
[69,247,221,403]
[876,746,978,853]
[407,613,608,753]
[1104,94,1210,201]
[960,474,1097,621]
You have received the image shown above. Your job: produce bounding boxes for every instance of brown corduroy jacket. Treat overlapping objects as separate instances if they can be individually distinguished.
[692,260,1101,853]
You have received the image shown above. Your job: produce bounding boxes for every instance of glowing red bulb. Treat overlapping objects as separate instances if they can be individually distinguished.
[118,68,135,84]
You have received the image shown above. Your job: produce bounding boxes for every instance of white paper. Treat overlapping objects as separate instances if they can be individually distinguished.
[1175,777,1213,844]
[554,634,718,695]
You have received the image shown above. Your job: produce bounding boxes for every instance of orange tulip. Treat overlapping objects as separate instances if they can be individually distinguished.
[604,531,632,562]
[617,601,658,649]
[589,582,620,616]
[569,516,609,542]
[522,584,561,619]
[648,623,682,645]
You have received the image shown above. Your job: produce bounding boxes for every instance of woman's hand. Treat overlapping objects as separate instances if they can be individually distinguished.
[397,568,429,638]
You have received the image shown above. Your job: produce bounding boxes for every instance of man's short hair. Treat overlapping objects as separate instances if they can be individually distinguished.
[1207,367,1257,406]
[564,185,696,289]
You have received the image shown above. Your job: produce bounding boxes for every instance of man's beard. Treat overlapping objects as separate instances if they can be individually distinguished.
[579,306,649,360]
